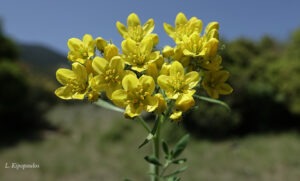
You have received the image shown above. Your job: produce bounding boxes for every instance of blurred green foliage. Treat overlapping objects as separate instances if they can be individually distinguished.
[0,26,55,137]
[185,29,300,138]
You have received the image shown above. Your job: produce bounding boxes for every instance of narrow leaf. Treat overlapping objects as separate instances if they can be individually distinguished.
[138,117,160,149]
[144,155,162,166]
[162,140,169,156]
[163,166,188,178]
[138,133,154,149]
[94,99,124,113]
[172,134,190,158]
[171,158,187,164]
[194,95,231,111]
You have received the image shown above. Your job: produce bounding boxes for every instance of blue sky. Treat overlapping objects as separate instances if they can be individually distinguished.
[1,0,300,54]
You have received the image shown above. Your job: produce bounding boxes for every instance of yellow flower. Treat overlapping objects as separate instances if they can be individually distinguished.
[111,74,158,118]
[121,37,160,72]
[182,33,219,59]
[202,70,233,99]
[200,55,223,71]
[55,62,88,100]
[92,56,133,99]
[116,13,158,44]
[157,61,200,99]
[67,34,95,64]
[164,12,203,43]
[170,94,195,121]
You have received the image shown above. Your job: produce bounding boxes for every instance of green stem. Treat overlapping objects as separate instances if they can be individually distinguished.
[137,116,151,133]
[151,115,164,181]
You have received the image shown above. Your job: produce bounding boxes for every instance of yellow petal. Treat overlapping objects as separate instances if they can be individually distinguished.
[163,23,175,37]
[157,75,172,93]
[55,86,73,100]
[146,63,159,79]
[111,89,127,107]
[139,75,155,93]
[122,74,138,91]
[205,22,219,35]
[92,57,108,74]
[170,111,182,122]
[83,34,93,45]
[162,46,174,58]
[206,88,219,99]
[205,38,219,58]
[146,34,159,46]
[175,12,188,27]
[96,37,107,52]
[110,56,124,72]
[175,94,195,112]
[56,68,76,85]
[145,95,158,112]
[72,93,86,100]
[116,21,127,38]
[121,39,136,54]
[124,104,143,118]
[104,44,119,60]
[72,63,87,81]
[67,38,81,51]
[143,18,154,35]
[214,70,230,83]
[160,63,171,76]
[218,83,233,95]
[185,71,200,89]
[169,61,184,77]
[140,37,153,54]
[127,13,141,27]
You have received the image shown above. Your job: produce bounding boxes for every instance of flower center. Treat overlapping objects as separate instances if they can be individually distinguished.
[104,69,120,84]
[128,25,144,42]
[127,86,150,107]
[67,79,86,94]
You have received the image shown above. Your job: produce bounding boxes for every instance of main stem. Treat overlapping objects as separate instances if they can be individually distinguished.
[151,115,164,181]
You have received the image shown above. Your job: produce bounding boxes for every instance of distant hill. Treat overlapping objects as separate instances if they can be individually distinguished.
[18,43,70,78]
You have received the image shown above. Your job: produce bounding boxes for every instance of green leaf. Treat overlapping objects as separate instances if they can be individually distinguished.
[171,158,187,164]
[194,95,231,111]
[144,155,162,166]
[138,117,160,149]
[171,134,190,158]
[162,140,169,156]
[94,99,124,113]
[163,166,187,178]
[138,133,154,149]
[123,179,132,181]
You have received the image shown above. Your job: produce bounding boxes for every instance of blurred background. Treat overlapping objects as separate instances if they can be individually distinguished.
[1,0,300,180]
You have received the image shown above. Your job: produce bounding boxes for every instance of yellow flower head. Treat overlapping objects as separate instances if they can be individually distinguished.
[202,70,233,99]
[121,37,160,72]
[67,34,95,64]
[111,74,158,118]
[157,61,200,99]
[116,13,158,44]
[200,55,223,71]
[55,62,88,100]
[92,56,133,99]
[182,33,219,59]
[164,12,203,43]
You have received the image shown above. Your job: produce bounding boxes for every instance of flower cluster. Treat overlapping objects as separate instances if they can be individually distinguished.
[55,12,233,121]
